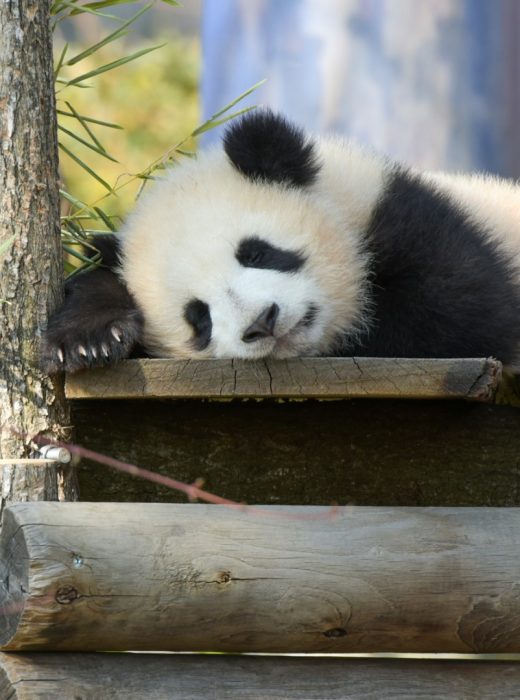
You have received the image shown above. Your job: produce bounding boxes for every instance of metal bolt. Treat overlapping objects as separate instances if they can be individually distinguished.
[72,554,84,569]
[39,445,72,464]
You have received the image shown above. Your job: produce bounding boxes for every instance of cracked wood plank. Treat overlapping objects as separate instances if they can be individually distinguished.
[1,653,519,700]
[2,502,520,653]
[65,357,502,401]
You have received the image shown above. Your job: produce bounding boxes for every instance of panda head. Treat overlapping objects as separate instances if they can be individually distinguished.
[121,110,369,360]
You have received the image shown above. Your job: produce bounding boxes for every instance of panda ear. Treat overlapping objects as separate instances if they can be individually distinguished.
[223,109,320,187]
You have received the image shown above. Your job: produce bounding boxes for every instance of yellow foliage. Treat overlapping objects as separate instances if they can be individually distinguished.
[57,36,200,221]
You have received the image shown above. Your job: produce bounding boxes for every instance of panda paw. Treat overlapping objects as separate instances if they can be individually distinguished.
[40,308,144,374]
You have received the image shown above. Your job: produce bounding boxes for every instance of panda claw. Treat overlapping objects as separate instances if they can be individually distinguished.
[101,343,110,358]
[57,348,64,364]
[111,327,123,343]
[78,345,87,358]
[91,347,98,359]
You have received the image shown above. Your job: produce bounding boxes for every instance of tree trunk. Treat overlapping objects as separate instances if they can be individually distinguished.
[0,0,78,516]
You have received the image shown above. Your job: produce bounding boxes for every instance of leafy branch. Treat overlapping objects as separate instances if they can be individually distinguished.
[54,1,261,276]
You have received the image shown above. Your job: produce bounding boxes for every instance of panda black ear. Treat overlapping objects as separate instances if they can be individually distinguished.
[223,109,320,187]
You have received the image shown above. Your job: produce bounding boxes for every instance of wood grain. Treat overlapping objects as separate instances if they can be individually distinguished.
[2,502,520,653]
[73,397,520,507]
[0,653,519,699]
[65,357,501,401]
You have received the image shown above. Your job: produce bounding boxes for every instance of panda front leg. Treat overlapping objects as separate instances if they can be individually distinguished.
[40,267,144,374]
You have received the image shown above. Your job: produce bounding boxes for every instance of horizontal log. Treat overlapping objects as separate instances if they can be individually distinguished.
[65,357,501,401]
[1,653,519,699]
[2,503,520,653]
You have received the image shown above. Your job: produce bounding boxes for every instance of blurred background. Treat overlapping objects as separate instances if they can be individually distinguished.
[55,0,520,221]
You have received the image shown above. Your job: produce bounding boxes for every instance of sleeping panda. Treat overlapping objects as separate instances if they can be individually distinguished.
[41,110,520,374]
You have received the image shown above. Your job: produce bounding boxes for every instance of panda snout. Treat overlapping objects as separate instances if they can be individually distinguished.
[242,303,279,343]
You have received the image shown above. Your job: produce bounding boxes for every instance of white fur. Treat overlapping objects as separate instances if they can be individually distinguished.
[120,145,382,359]
[422,170,520,271]
[120,136,520,361]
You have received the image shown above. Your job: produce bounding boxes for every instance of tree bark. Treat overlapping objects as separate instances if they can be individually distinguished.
[0,0,78,515]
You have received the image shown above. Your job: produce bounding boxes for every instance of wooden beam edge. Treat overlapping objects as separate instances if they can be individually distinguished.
[65,356,505,402]
[0,653,519,699]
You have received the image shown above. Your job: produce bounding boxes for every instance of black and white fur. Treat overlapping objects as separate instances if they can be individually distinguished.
[41,110,520,374]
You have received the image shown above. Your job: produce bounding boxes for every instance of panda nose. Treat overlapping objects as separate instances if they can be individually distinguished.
[242,303,280,343]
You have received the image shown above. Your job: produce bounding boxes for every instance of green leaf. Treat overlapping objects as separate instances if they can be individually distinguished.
[191,106,256,137]
[59,124,119,162]
[59,143,115,193]
[94,207,118,231]
[66,4,153,66]
[54,42,69,76]
[57,108,123,130]
[56,77,93,88]
[62,101,108,152]
[60,189,102,217]
[64,44,165,86]
[208,79,266,121]
[52,0,121,20]
[63,245,102,265]
[62,218,85,237]
[71,0,144,11]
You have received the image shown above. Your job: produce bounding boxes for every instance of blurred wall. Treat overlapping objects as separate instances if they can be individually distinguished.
[202,0,520,176]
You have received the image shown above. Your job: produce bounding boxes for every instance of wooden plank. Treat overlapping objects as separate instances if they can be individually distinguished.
[65,357,502,401]
[72,397,520,507]
[2,502,520,653]
[0,653,519,700]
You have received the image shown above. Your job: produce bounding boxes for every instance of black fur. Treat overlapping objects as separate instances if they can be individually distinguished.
[40,235,143,374]
[224,110,320,187]
[184,299,212,351]
[236,236,306,273]
[346,169,520,363]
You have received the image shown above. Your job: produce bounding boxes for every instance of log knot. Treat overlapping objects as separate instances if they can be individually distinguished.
[323,627,347,638]
[55,585,79,605]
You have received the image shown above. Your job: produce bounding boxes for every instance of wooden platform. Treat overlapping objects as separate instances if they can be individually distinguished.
[65,357,502,401]
[66,357,520,507]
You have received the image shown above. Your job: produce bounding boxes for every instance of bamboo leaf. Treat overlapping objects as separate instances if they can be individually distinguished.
[60,189,104,217]
[63,101,107,152]
[66,4,152,65]
[71,0,144,11]
[191,106,256,137]
[63,244,102,265]
[57,108,123,130]
[94,207,118,231]
[65,45,165,86]
[54,42,69,76]
[59,124,118,162]
[52,0,121,20]
[207,79,266,121]
[56,77,93,88]
[59,143,115,192]
[62,218,85,236]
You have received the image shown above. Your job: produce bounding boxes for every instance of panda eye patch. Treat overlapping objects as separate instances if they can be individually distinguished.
[236,236,306,273]
[184,299,212,350]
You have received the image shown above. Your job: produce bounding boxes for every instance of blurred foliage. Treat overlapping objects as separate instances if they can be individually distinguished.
[56,36,200,219]
[52,1,259,276]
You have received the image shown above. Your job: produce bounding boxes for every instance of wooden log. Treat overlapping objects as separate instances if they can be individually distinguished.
[65,357,502,401]
[2,502,520,653]
[0,653,519,700]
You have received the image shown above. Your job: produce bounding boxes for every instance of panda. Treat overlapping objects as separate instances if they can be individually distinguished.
[41,110,520,374]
